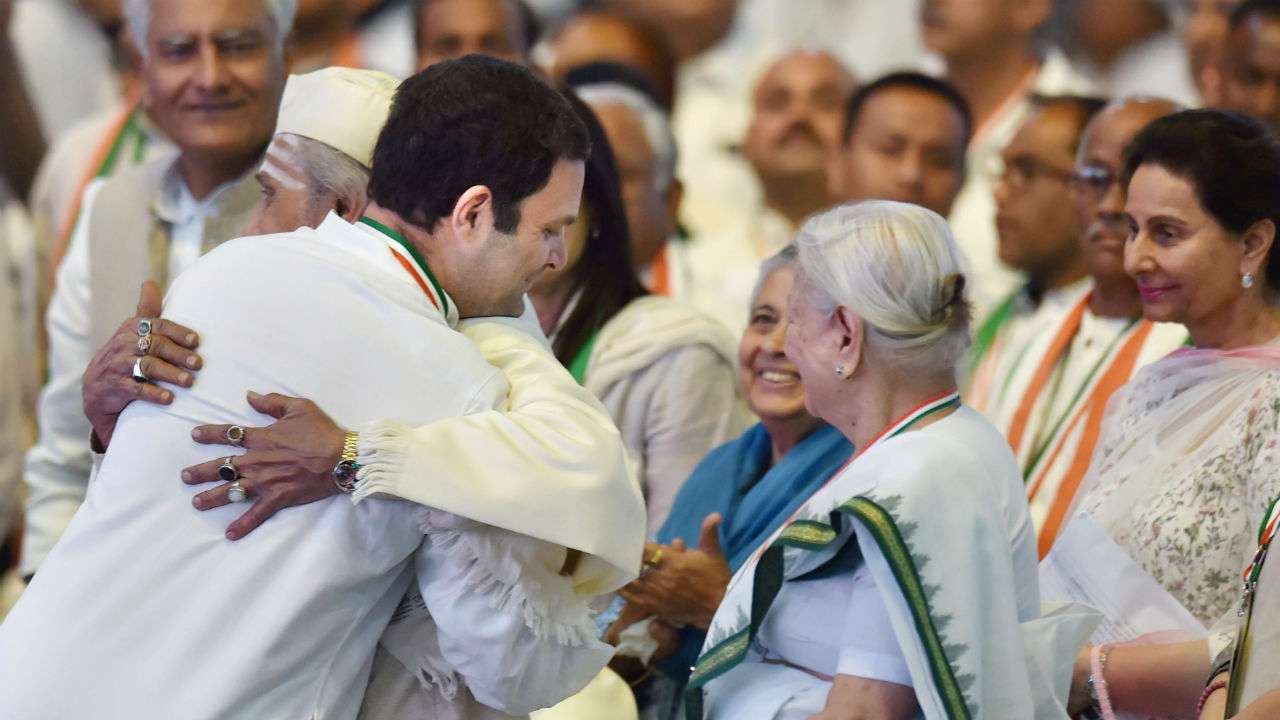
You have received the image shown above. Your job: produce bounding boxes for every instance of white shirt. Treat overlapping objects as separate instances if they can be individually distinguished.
[944,48,1098,319]
[0,215,610,718]
[9,0,119,138]
[21,168,246,575]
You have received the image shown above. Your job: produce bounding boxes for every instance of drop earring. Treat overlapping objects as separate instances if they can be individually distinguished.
[1243,272,1256,289]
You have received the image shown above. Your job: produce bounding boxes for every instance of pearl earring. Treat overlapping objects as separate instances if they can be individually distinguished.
[1243,272,1256,289]
[834,363,846,377]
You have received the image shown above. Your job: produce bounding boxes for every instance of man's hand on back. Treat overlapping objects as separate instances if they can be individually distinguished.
[83,281,201,449]
[184,392,347,540]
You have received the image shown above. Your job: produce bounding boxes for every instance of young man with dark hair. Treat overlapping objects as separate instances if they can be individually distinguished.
[829,71,971,218]
[0,55,643,720]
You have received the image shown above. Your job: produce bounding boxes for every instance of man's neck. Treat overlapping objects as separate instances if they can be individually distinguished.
[1029,257,1088,305]
[177,148,263,201]
[762,172,830,227]
[1089,277,1142,319]
[945,43,1039,134]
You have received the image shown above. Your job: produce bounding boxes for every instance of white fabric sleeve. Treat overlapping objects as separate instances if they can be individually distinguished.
[835,566,914,688]
[635,344,744,533]
[352,315,642,594]
[414,511,613,715]
[19,179,103,575]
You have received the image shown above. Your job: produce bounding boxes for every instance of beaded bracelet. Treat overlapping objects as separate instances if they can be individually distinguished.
[1196,679,1229,716]
[1090,644,1117,720]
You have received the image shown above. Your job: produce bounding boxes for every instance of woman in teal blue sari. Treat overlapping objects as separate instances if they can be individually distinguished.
[604,246,853,717]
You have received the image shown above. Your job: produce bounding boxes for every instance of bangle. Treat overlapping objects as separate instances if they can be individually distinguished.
[1196,679,1229,715]
[1089,644,1117,720]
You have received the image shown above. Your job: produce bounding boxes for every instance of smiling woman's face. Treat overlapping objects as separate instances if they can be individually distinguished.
[1123,163,1247,326]
[738,266,811,422]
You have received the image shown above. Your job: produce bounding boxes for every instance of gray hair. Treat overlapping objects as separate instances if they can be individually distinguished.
[576,82,678,192]
[281,134,371,207]
[125,0,296,59]
[795,201,971,378]
[749,244,798,310]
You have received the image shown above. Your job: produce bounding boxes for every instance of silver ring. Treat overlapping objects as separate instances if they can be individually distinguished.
[226,480,246,503]
[131,357,149,383]
[217,457,239,483]
[136,334,153,355]
[136,318,154,337]
[225,425,245,446]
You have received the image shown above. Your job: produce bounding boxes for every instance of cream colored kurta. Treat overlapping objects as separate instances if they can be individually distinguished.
[0,215,615,719]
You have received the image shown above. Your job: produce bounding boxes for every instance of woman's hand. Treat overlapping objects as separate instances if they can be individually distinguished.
[1067,645,1094,717]
[83,281,201,449]
[181,391,346,540]
[617,513,732,631]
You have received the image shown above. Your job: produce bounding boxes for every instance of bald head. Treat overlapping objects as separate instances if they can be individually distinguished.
[743,49,856,221]
[1074,97,1181,286]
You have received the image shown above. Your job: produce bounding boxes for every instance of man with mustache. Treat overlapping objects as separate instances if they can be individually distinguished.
[20,0,290,579]
[1000,96,1189,555]
[967,95,1103,421]
[685,48,855,335]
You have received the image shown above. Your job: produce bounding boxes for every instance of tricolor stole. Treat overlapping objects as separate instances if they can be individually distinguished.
[686,395,974,719]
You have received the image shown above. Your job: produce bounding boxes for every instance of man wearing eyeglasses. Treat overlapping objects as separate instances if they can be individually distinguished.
[967,95,1102,420]
[976,96,1192,554]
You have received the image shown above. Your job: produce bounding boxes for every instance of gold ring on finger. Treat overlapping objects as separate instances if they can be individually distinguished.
[136,334,153,355]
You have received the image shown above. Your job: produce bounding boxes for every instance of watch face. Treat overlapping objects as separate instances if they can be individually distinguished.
[334,459,358,481]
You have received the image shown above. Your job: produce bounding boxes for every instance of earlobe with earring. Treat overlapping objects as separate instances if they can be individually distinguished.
[834,363,846,377]
[1243,272,1256,289]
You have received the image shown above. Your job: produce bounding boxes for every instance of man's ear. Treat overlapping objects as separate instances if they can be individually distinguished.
[334,190,370,224]
[832,305,864,379]
[449,185,496,243]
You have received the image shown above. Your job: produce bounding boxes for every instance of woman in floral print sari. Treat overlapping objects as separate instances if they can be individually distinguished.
[1056,110,1280,719]
[687,201,1091,720]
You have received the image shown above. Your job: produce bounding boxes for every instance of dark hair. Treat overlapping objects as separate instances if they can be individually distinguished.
[1029,93,1109,148]
[563,60,665,109]
[1121,108,1280,291]
[841,71,973,149]
[1231,0,1280,29]
[368,55,590,233]
[550,90,648,367]
[413,0,542,58]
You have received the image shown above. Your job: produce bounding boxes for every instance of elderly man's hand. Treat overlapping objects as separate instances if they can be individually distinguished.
[183,391,347,540]
[82,281,201,449]
[617,513,732,631]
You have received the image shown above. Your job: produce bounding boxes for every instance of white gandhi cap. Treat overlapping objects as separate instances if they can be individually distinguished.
[274,67,401,169]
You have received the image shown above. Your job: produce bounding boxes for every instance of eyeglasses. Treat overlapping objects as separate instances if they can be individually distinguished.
[987,154,1075,190]
[1069,164,1117,200]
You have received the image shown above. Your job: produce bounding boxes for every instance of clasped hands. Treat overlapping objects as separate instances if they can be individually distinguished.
[83,282,348,540]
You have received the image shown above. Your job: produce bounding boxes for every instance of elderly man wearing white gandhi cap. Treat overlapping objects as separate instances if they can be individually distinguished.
[2,58,645,719]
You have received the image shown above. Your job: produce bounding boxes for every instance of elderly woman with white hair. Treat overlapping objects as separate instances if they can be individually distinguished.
[685,201,1083,719]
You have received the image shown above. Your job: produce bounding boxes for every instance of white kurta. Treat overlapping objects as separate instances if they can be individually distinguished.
[0,216,611,718]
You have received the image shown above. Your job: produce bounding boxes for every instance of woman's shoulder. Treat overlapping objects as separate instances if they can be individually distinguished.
[590,296,738,381]
[856,407,1019,495]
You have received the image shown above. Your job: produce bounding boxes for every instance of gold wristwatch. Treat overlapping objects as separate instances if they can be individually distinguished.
[332,431,361,493]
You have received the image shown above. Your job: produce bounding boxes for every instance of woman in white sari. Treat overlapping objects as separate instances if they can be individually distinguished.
[688,201,1089,720]
[1053,109,1280,718]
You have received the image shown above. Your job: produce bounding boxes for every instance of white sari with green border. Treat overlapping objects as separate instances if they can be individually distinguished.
[688,401,1096,719]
